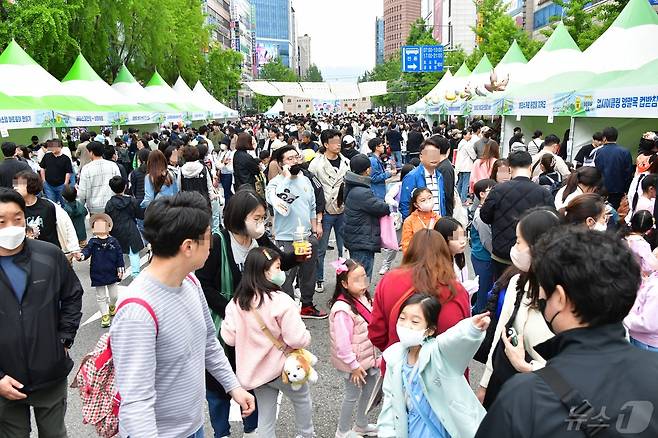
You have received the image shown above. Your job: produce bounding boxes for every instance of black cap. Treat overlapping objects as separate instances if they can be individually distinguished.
[350,154,371,175]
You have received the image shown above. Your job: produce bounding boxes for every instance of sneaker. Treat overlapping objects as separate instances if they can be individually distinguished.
[335,429,358,438]
[352,424,378,436]
[300,305,328,319]
[101,314,111,328]
[315,281,324,293]
[109,304,117,317]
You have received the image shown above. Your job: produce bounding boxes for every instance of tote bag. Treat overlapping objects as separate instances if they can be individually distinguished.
[379,215,398,250]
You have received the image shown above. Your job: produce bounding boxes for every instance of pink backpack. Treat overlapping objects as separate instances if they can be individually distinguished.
[70,298,158,437]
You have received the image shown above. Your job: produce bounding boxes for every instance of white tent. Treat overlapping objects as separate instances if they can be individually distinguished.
[192,81,239,119]
[264,99,284,116]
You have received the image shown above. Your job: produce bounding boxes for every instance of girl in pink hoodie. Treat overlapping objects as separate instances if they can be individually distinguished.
[328,258,380,438]
[222,247,314,437]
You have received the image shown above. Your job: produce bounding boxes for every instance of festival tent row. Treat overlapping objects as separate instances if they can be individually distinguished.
[0,39,238,134]
[245,81,389,101]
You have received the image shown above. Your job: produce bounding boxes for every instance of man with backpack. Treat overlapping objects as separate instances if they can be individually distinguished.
[0,187,83,437]
[530,134,570,179]
[109,192,254,438]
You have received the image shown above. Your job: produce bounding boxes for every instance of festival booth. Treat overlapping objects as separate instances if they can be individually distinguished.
[264,99,284,117]
[190,80,240,120]
[406,70,452,115]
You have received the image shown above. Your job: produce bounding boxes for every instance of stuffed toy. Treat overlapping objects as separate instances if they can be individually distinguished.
[281,349,318,391]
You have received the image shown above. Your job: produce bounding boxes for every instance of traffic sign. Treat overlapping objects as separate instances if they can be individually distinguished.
[402,45,444,73]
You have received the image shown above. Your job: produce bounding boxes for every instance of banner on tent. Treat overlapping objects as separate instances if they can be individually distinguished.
[512,97,551,116]
[572,87,658,118]
[471,101,495,116]
[50,111,111,127]
[0,111,43,129]
[312,99,340,113]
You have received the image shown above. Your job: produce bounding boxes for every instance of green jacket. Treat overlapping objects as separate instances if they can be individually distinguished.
[378,318,487,438]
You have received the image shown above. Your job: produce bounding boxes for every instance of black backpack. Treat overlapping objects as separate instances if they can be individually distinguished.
[180,166,210,204]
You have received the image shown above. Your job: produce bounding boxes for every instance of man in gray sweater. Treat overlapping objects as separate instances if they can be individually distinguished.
[110,192,255,438]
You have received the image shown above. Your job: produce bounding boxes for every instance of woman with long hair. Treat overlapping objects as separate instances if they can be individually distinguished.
[369,229,471,371]
[233,132,262,193]
[141,149,178,209]
[554,166,604,210]
[470,131,500,193]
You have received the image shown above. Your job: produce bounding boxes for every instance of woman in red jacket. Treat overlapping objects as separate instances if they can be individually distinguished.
[369,229,471,374]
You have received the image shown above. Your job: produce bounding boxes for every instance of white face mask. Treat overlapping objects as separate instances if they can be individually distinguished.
[396,324,427,348]
[246,220,265,239]
[510,244,532,272]
[0,226,26,250]
[416,200,434,212]
[592,221,607,232]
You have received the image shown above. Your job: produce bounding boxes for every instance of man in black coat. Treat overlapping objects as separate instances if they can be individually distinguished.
[0,142,31,188]
[406,123,425,163]
[476,228,658,438]
[480,150,554,279]
[0,188,83,437]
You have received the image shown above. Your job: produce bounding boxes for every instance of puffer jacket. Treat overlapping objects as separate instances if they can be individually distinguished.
[480,176,554,261]
[329,298,377,373]
[0,239,83,393]
[343,171,390,252]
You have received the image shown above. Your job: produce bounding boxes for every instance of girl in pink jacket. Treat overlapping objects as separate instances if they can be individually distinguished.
[222,247,315,438]
[328,258,380,438]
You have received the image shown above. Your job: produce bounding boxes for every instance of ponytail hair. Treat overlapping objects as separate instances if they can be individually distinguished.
[561,166,603,203]
[560,193,605,226]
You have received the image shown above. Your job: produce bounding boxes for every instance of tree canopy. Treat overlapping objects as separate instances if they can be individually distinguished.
[303,64,323,82]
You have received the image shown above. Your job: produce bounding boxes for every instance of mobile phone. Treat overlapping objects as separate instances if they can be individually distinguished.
[507,327,518,347]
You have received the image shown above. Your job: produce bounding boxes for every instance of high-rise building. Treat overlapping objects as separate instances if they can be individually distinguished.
[434,0,477,52]
[203,0,232,49]
[231,0,256,80]
[383,0,421,59]
[254,0,294,71]
[375,18,385,65]
[297,34,311,78]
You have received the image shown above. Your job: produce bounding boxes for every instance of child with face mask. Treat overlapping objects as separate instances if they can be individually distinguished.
[74,214,124,328]
[378,293,490,438]
[400,188,440,254]
[222,247,315,438]
[329,258,380,438]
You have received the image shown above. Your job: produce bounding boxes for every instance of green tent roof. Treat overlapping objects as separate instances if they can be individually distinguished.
[453,63,471,77]
[114,64,137,84]
[0,91,38,110]
[146,71,169,87]
[498,40,527,65]
[612,0,658,29]
[0,39,39,66]
[471,54,494,74]
[540,22,580,53]
[62,53,103,82]
[600,59,658,88]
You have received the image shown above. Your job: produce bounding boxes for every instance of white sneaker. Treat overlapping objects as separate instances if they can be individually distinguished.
[335,429,357,438]
[243,431,258,438]
[352,424,378,436]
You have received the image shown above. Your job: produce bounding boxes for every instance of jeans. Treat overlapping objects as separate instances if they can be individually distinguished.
[350,249,375,279]
[254,376,314,438]
[206,387,258,437]
[471,255,494,314]
[391,151,403,168]
[317,213,345,282]
[0,378,68,438]
[278,237,318,307]
[337,368,379,433]
[187,428,203,438]
[630,337,658,352]
[43,182,65,205]
[220,173,233,205]
[457,172,471,202]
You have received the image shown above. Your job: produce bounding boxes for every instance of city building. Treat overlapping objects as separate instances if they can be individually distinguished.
[383,0,422,59]
[231,0,256,80]
[375,18,385,65]
[290,5,298,74]
[421,0,435,37]
[434,0,477,52]
[254,0,294,71]
[297,34,312,78]
[203,0,232,49]
[282,96,372,114]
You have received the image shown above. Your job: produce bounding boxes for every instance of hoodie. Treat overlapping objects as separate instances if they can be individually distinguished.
[343,171,390,252]
[105,194,145,254]
[178,160,214,204]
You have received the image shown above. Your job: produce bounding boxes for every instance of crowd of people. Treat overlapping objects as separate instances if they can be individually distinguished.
[0,112,658,438]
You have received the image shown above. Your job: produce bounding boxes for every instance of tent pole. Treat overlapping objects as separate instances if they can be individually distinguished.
[568,117,576,162]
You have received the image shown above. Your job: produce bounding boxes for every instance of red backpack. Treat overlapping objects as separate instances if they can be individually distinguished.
[70,298,158,437]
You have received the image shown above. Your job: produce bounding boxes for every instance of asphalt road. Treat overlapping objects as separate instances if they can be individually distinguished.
[53,245,484,438]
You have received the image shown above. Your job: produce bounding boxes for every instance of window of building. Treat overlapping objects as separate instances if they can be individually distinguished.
[534,4,563,30]
[287,98,292,103]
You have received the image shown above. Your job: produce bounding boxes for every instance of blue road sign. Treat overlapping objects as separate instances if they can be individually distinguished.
[402,45,444,73]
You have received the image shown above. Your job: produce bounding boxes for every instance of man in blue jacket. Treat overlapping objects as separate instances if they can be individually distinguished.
[594,126,634,209]
[399,137,446,219]
[367,137,396,200]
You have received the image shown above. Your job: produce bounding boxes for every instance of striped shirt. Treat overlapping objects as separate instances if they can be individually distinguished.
[424,168,441,215]
[110,272,240,438]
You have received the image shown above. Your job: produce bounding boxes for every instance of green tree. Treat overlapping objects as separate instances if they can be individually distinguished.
[541,0,603,50]
[200,46,243,106]
[303,64,323,82]
[252,58,298,112]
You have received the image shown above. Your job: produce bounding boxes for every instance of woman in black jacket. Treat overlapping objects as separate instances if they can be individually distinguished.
[195,189,299,438]
[232,132,262,193]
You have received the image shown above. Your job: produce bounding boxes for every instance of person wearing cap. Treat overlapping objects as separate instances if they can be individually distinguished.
[341,135,359,160]
[343,154,391,279]
[74,213,124,328]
